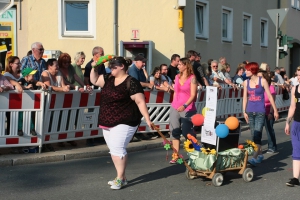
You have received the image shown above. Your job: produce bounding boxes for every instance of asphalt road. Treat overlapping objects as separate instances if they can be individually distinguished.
[0,121,299,200]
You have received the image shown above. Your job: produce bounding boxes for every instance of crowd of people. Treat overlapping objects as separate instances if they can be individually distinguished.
[1,42,300,188]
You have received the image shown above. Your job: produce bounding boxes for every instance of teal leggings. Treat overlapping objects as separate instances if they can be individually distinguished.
[18,112,34,130]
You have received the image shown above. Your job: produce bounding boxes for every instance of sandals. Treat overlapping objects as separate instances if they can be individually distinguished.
[169,159,178,164]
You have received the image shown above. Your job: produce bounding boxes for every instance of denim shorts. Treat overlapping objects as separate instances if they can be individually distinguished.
[247,112,265,145]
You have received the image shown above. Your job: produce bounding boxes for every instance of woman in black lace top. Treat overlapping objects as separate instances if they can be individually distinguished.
[90,56,152,190]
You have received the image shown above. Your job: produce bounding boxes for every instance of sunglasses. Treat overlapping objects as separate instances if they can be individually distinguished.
[212,66,218,68]
[36,48,44,51]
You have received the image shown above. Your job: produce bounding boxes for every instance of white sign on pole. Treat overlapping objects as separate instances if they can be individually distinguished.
[267,8,289,27]
[201,86,217,145]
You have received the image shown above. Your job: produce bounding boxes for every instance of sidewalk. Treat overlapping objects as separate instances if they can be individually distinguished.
[0,113,287,167]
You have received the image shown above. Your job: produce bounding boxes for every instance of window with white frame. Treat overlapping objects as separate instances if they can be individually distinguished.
[222,7,233,42]
[243,13,252,45]
[59,0,96,37]
[195,0,209,39]
[260,18,268,47]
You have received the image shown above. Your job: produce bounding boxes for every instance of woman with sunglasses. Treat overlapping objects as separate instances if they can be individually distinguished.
[58,53,85,91]
[90,56,152,190]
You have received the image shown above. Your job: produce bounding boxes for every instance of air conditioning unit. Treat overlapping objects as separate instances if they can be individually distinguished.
[42,50,62,61]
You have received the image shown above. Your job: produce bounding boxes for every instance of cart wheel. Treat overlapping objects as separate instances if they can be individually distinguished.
[212,173,223,187]
[242,168,253,182]
[185,168,196,180]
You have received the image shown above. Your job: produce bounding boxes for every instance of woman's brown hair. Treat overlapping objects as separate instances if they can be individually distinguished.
[180,57,194,77]
[5,56,20,74]
[58,53,71,67]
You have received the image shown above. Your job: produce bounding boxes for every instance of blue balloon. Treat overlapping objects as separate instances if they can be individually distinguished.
[215,124,229,138]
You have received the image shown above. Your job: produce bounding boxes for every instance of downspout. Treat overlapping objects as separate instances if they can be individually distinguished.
[113,0,118,55]
[19,0,21,30]
[0,0,14,15]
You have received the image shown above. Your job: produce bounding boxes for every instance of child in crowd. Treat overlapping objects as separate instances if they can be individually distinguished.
[19,68,47,90]
[17,68,47,136]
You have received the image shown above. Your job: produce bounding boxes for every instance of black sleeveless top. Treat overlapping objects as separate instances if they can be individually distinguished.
[294,85,300,122]
[98,75,144,127]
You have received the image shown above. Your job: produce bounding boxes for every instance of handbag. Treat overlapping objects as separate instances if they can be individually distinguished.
[282,88,289,100]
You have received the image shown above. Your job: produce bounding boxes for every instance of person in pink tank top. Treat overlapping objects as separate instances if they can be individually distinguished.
[169,58,198,164]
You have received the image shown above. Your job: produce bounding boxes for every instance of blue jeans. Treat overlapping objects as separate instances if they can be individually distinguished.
[247,112,265,145]
[264,115,277,151]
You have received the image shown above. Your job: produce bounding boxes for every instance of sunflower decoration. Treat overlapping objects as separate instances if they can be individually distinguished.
[245,140,258,152]
[200,147,217,155]
[184,140,195,152]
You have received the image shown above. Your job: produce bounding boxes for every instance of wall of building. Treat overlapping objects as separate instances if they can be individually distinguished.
[184,0,277,75]
[16,0,184,70]
[15,0,295,77]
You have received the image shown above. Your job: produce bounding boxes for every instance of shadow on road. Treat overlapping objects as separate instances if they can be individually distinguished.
[126,164,186,188]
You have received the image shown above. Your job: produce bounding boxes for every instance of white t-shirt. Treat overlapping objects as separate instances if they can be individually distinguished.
[290,77,299,86]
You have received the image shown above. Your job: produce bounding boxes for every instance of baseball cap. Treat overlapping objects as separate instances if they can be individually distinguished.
[134,55,147,62]
[22,68,37,77]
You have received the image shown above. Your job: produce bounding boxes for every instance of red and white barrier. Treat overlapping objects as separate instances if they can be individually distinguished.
[0,90,44,149]
[42,90,103,144]
[0,86,291,151]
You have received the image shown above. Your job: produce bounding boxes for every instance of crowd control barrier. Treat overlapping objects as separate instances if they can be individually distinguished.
[42,90,102,145]
[0,86,291,151]
[0,90,44,149]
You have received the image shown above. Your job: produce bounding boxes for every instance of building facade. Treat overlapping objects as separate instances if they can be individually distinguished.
[1,0,299,76]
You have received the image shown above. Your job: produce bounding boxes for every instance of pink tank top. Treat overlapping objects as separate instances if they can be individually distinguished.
[171,74,196,111]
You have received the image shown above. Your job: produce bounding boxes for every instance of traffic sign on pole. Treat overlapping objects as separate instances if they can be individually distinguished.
[267,8,289,27]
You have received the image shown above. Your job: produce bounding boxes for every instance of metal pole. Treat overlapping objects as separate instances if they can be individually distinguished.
[276,13,279,67]
[113,0,118,56]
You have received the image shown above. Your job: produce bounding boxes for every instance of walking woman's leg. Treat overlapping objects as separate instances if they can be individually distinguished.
[169,107,181,156]
[109,124,136,189]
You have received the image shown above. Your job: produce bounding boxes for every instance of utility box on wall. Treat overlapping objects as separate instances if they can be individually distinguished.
[119,41,153,75]
[43,50,62,61]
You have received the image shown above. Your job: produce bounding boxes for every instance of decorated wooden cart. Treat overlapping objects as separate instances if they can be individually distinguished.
[152,120,255,187]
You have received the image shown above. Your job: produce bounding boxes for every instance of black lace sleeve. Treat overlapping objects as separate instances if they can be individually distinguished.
[103,74,111,83]
[129,77,144,96]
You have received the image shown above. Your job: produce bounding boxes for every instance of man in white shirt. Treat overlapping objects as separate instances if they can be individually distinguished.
[210,60,234,88]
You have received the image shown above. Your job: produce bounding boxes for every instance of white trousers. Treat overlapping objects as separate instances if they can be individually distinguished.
[102,124,138,158]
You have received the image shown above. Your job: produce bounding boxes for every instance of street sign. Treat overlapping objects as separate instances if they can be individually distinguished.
[267,8,289,27]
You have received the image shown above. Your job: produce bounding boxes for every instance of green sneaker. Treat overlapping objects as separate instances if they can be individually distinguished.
[110,178,123,190]
[108,178,128,186]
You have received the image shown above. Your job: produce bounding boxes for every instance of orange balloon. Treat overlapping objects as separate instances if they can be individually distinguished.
[225,116,239,130]
[191,114,204,126]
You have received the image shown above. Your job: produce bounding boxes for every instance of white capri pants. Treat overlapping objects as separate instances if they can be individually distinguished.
[102,124,138,158]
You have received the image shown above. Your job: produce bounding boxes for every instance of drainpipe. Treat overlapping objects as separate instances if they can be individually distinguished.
[113,0,118,55]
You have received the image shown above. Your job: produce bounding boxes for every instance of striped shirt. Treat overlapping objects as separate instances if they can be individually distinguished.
[21,55,46,81]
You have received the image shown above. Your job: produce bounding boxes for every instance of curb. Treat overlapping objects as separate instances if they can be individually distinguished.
[0,117,287,167]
